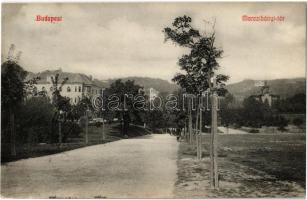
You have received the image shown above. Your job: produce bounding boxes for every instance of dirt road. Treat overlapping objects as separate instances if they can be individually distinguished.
[1,134,178,198]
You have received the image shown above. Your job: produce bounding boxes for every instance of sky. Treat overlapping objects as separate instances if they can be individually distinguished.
[2,3,306,83]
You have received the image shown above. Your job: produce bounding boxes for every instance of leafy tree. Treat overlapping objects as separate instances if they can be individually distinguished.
[17,97,55,143]
[275,116,288,131]
[164,15,229,134]
[2,60,27,156]
[70,96,93,120]
[220,93,236,127]
[105,79,143,136]
[275,93,306,114]
[164,15,229,95]
[48,73,71,143]
[242,96,266,127]
[50,74,68,102]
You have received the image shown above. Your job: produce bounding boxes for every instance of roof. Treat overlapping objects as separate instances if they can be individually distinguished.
[26,69,106,88]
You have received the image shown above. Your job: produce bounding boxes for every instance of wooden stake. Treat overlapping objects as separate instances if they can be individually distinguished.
[195,103,200,159]
[199,104,203,160]
[210,78,219,189]
[188,97,193,144]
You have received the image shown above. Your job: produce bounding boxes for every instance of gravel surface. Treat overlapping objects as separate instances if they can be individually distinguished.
[1,134,178,198]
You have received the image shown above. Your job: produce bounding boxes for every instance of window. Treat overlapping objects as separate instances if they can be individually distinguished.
[75,86,77,92]
[74,98,77,103]
[79,86,81,92]
[67,86,71,92]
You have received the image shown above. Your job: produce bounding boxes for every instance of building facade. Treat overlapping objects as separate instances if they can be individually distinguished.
[252,81,279,107]
[26,69,106,105]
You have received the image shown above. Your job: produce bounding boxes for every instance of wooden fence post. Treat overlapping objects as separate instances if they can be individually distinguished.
[210,78,219,189]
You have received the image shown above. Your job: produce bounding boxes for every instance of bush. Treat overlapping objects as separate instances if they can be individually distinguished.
[274,116,289,130]
[293,118,304,127]
[17,97,55,144]
[249,129,259,133]
[61,121,82,142]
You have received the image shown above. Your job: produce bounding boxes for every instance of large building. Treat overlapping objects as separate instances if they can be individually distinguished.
[252,81,279,107]
[148,87,159,101]
[26,69,106,105]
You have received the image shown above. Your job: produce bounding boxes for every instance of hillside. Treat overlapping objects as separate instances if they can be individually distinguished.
[226,78,306,101]
[105,77,179,93]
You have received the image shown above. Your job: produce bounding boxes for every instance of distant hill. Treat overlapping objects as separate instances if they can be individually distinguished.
[104,77,179,93]
[226,78,306,101]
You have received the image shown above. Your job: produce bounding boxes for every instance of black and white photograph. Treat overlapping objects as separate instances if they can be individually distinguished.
[1,2,306,198]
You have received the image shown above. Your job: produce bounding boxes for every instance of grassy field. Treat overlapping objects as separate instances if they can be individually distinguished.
[175,133,305,198]
[1,123,150,163]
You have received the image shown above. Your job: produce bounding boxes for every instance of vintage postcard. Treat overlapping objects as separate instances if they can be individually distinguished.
[1,2,306,199]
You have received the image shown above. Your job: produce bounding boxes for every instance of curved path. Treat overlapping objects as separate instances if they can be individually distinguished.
[1,134,178,198]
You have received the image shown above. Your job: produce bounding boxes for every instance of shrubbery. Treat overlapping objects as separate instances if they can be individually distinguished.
[2,97,82,145]
[220,96,290,129]
[17,97,55,144]
[249,129,259,133]
[293,118,304,127]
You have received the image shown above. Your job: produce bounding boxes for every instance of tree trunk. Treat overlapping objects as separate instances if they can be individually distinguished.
[10,108,16,157]
[123,120,129,136]
[188,97,193,144]
[199,106,203,160]
[195,105,199,151]
[101,120,105,141]
[59,121,63,145]
[210,79,219,189]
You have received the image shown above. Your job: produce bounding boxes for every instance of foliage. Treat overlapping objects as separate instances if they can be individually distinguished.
[1,61,27,110]
[220,93,236,126]
[60,121,82,142]
[249,129,260,133]
[220,94,290,129]
[17,97,55,143]
[70,96,93,121]
[164,15,229,95]
[50,74,68,105]
[105,79,143,135]
[1,60,29,156]
[293,117,304,127]
[275,93,306,114]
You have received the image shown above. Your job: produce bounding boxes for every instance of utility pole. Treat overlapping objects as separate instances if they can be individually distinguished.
[210,78,219,189]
